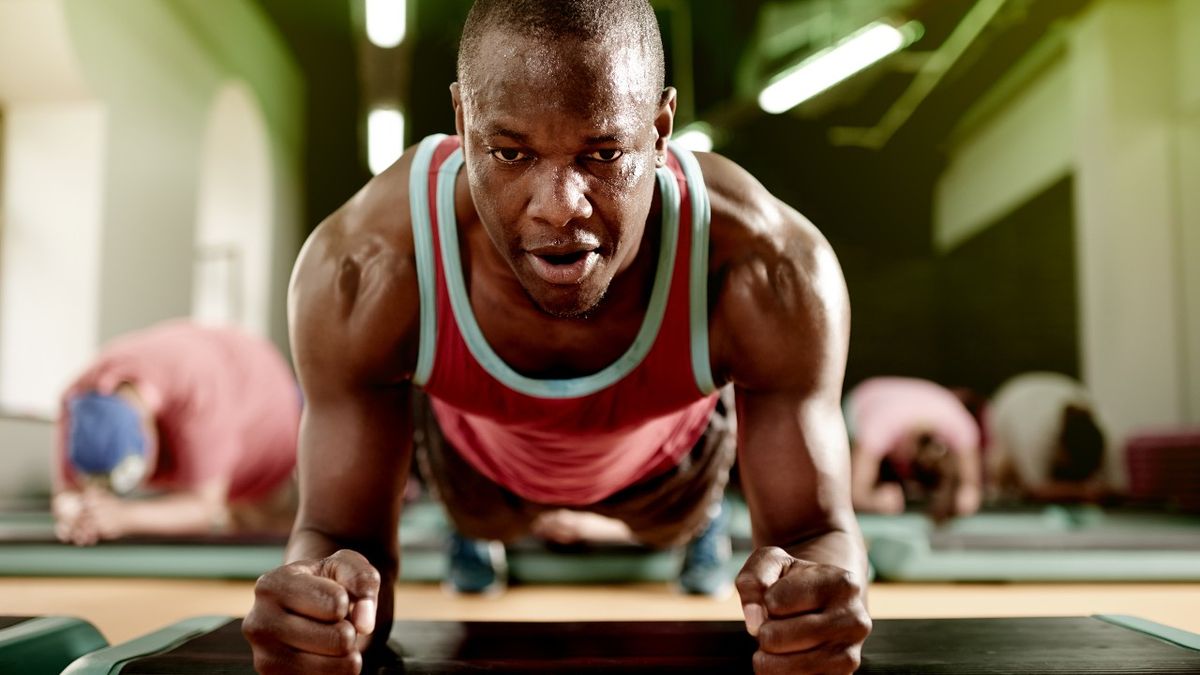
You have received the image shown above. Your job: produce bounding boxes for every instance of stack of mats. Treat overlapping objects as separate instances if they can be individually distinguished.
[1126,429,1200,513]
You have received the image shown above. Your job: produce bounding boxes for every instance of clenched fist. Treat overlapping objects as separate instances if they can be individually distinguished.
[736,547,871,674]
[243,549,382,675]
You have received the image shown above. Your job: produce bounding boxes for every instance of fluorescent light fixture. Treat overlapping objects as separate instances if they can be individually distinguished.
[368,108,405,175]
[366,0,406,48]
[674,122,714,153]
[759,21,917,114]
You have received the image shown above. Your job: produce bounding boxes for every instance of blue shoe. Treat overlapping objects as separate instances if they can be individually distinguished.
[445,532,507,595]
[678,500,733,597]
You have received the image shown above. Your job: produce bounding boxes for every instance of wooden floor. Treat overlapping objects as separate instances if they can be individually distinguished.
[4,578,1199,645]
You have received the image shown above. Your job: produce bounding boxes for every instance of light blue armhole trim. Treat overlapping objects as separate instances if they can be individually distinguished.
[408,134,446,386]
[1094,614,1200,652]
[434,148,680,398]
[669,141,717,395]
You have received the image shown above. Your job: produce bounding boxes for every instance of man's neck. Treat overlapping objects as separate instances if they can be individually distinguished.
[455,181,666,378]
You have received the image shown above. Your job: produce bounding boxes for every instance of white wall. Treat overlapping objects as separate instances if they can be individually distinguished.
[0,104,105,416]
[193,82,274,338]
[1071,0,1187,464]
[1175,0,1200,423]
[0,0,92,101]
[0,417,54,501]
[934,54,1072,252]
[0,0,104,418]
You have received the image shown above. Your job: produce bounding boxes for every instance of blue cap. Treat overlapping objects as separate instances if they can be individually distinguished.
[67,392,146,475]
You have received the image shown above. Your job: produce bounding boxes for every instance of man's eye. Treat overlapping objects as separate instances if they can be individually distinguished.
[490,148,527,163]
[586,149,623,162]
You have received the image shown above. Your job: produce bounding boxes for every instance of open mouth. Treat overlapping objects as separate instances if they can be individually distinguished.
[536,250,591,266]
[525,249,600,285]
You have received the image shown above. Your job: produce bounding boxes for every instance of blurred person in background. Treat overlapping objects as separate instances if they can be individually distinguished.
[845,376,983,522]
[986,372,1108,503]
[52,320,301,545]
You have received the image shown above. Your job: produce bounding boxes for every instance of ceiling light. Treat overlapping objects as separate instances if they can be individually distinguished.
[366,0,406,48]
[759,21,920,114]
[674,122,714,153]
[368,108,405,175]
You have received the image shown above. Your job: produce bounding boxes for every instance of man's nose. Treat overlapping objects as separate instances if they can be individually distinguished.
[528,163,593,227]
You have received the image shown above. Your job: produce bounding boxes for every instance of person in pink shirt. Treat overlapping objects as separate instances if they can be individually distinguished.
[844,376,983,521]
[52,320,301,545]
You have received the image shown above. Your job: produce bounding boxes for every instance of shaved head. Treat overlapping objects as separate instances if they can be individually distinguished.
[457,0,665,103]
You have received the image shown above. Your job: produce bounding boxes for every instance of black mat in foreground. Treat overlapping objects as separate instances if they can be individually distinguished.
[64,615,1200,674]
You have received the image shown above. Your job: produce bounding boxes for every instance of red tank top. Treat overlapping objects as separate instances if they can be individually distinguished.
[410,135,718,505]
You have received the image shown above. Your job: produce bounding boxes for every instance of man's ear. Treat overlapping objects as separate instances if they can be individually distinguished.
[654,87,677,164]
[451,82,466,138]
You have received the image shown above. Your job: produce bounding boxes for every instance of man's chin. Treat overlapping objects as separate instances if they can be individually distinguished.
[525,282,608,320]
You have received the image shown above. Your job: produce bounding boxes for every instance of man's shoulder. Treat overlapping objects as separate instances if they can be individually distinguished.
[290,145,431,382]
[694,151,828,278]
[696,152,848,391]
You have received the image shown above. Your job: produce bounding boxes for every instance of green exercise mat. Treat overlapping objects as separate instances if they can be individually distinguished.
[866,506,1200,581]
[0,503,713,584]
[0,615,108,675]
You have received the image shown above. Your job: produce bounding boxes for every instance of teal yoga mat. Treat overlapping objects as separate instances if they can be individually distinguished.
[0,616,108,675]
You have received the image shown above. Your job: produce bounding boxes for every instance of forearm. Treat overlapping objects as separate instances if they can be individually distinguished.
[114,493,229,536]
[785,526,870,590]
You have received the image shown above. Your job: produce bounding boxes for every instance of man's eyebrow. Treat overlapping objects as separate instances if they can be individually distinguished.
[483,127,530,143]
[585,133,625,145]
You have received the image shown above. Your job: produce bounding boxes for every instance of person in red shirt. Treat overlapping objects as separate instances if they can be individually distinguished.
[243,1,871,673]
[52,320,301,545]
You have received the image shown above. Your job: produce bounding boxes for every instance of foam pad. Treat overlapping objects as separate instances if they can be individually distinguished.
[0,616,108,675]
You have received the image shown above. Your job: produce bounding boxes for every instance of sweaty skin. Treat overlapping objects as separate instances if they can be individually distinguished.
[244,28,869,675]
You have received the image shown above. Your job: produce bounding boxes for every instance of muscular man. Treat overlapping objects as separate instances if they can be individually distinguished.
[987,372,1108,502]
[243,2,870,673]
[53,320,301,545]
[845,376,983,522]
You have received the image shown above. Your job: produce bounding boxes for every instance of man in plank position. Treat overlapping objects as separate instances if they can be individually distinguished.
[244,1,871,673]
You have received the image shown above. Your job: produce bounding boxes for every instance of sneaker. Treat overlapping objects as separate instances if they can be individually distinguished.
[678,500,733,597]
[444,532,508,595]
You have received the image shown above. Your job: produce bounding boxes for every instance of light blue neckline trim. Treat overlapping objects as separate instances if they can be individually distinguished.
[669,142,717,395]
[408,134,446,386]
[434,149,680,398]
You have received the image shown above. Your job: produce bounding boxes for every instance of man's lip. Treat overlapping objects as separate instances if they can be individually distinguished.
[524,251,599,285]
[525,244,599,257]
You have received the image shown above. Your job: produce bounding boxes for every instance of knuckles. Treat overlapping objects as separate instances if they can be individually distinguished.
[734,546,790,594]
[330,621,359,655]
[752,646,862,675]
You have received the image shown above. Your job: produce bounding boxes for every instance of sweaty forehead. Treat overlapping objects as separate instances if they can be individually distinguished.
[462,28,658,124]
